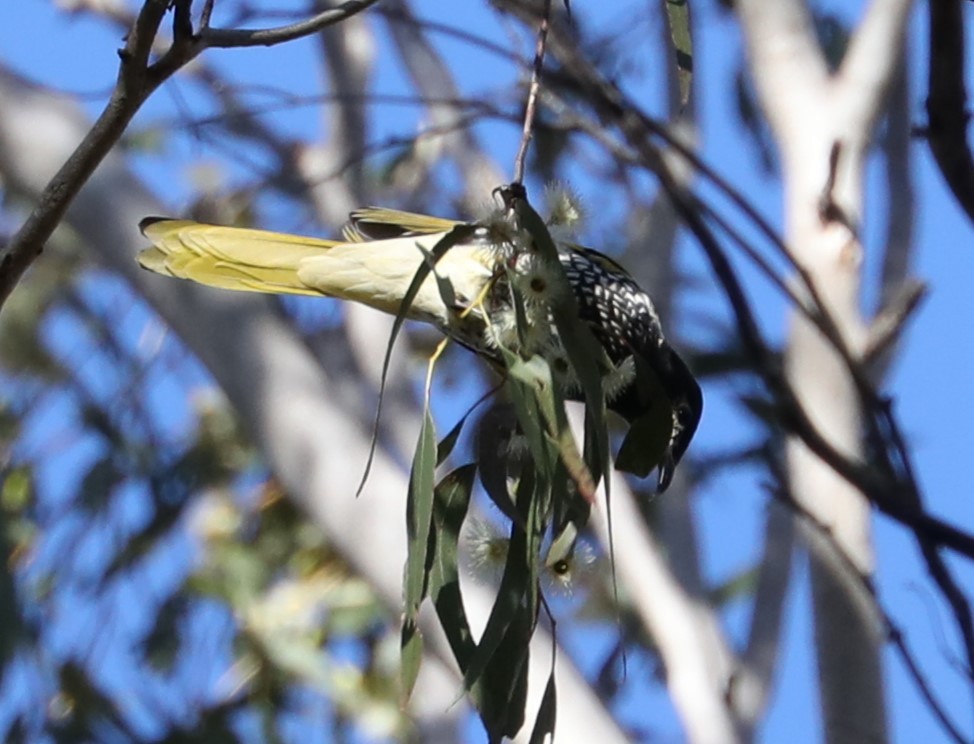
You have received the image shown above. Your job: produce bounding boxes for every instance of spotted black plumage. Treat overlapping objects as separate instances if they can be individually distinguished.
[559,249,663,361]
[555,248,701,490]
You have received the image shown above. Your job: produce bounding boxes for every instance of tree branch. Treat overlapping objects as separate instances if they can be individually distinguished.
[198,0,381,48]
[512,0,552,184]
[0,0,381,316]
[836,0,915,139]
[0,0,173,311]
[925,0,974,228]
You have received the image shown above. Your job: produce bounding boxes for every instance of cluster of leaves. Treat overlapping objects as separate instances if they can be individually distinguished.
[0,246,409,742]
[388,187,674,741]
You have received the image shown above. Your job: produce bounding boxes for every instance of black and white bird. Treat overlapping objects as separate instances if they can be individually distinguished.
[138,202,702,490]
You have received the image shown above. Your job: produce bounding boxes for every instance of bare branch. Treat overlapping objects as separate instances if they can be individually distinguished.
[512,0,552,184]
[0,0,381,315]
[925,0,974,227]
[863,280,927,366]
[198,0,381,48]
[0,0,174,311]
[869,55,917,378]
[734,0,829,148]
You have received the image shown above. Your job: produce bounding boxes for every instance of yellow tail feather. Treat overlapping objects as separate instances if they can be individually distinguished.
[138,217,497,324]
[138,218,340,297]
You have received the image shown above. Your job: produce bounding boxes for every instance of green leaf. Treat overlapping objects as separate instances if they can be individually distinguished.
[507,353,595,505]
[481,599,533,740]
[664,0,694,109]
[528,672,557,744]
[436,409,469,467]
[460,519,529,695]
[1,467,32,512]
[399,621,424,706]
[511,195,610,502]
[504,353,557,481]
[475,405,523,524]
[400,407,438,701]
[461,463,544,739]
[428,465,477,668]
[357,225,477,495]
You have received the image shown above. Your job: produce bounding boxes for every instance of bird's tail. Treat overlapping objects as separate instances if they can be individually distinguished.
[138,215,497,323]
[138,217,341,297]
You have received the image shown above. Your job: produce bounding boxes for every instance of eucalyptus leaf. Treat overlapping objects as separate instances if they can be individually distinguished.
[357,225,477,495]
[528,671,558,744]
[664,0,694,109]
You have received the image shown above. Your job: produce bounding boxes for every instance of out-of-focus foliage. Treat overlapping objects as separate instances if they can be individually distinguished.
[0,234,402,741]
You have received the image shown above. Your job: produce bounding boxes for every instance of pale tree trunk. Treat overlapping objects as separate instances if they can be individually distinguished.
[736,1,914,741]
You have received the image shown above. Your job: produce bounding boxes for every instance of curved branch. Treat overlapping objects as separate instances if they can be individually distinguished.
[925,0,974,228]
[198,0,381,48]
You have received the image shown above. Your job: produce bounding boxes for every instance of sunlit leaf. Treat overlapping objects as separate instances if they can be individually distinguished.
[358,225,477,495]
[428,465,477,668]
[664,0,694,109]
[400,407,437,702]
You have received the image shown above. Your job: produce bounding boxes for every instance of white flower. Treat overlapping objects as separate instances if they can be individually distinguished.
[544,182,586,231]
[483,306,519,350]
[464,518,509,583]
[543,540,596,597]
[540,337,580,394]
[474,203,520,256]
[602,356,637,401]
[512,253,566,307]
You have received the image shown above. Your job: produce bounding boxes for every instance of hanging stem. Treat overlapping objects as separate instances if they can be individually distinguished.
[512,0,553,185]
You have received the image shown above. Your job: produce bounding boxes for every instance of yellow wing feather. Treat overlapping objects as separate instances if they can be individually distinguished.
[342,207,464,242]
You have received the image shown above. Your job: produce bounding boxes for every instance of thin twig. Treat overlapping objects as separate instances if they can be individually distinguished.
[200,0,216,30]
[199,0,380,48]
[512,0,552,185]
[863,280,927,364]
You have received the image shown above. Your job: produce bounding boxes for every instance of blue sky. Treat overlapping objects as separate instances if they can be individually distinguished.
[3,1,974,741]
